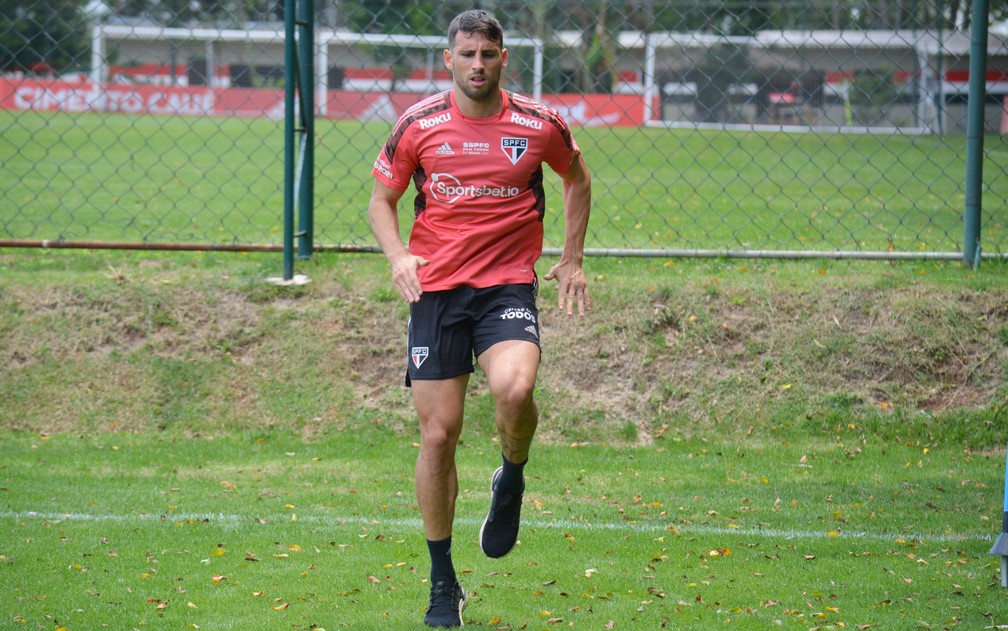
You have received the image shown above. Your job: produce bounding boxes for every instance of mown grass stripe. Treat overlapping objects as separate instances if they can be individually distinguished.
[3,510,992,543]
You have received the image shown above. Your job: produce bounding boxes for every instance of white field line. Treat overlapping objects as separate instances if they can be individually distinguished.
[0,510,993,544]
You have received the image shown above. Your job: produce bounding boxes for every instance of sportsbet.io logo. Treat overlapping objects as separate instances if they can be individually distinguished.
[429,173,520,205]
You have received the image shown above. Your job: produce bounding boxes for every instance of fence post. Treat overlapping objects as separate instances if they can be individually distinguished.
[963,0,989,268]
[282,0,296,280]
[282,0,315,279]
[296,0,314,260]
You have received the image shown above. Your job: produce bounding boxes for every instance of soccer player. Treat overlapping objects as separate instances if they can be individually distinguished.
[368,8,592,628]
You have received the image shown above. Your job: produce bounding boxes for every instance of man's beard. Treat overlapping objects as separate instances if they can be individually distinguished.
[456,72,499,102]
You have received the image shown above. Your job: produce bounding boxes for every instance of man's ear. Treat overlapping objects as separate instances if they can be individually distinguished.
[443,48,452,70]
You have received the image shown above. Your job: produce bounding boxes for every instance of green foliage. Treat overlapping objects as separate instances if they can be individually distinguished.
[849,70,900,124]
[0,0,90,73]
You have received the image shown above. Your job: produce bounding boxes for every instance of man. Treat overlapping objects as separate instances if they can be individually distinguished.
[368,8,592,628]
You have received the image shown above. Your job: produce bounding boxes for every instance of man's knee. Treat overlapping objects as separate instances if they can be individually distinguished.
[419,415,463,450]
[492,376,536,412]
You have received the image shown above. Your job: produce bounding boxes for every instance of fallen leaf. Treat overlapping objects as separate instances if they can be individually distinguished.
[273,602,289,611]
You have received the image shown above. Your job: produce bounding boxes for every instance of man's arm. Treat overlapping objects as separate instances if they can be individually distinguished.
[368,180,429,303]
[544,152,592,316]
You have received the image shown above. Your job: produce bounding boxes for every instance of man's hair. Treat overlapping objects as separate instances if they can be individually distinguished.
[447,9,504,49]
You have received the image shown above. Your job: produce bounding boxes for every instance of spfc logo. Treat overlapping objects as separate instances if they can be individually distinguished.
[411,346,429,369]
[501,137,528,165]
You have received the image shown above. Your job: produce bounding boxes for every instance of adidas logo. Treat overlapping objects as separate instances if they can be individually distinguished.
[435,142,455,155]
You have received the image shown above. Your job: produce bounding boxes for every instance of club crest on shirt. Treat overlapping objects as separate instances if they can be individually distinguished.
[411,346,429,369]
[501,137,528,165]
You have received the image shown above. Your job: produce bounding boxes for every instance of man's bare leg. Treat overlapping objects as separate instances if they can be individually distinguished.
[413,375,470,626]
[477,340,539,557]
[478,340,540,462]
[412,375,469,541]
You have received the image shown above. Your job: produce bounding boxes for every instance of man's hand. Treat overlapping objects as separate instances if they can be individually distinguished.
[544,259,591,316]
[368,181,429,303]
[389,253,430,303]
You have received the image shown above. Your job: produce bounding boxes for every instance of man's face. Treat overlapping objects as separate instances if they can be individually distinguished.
[445,31,507,102]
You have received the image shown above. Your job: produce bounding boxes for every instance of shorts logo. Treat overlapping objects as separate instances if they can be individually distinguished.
[500,307,536,323]
[501,137,528,165]
[525,325,538,338]
[411,346,429,369]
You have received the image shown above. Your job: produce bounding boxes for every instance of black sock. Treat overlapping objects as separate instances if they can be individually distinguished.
[427,537,455,584]
[499,452,526,492]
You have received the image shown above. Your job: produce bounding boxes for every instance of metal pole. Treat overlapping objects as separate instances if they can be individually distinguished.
[90,25,106,85]
[282,0,296,280]
[296,0,315,260]
[963,0,989,268]
[936,0,945,135]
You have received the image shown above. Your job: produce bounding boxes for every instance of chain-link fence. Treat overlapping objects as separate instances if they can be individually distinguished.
[3,1,1008,257]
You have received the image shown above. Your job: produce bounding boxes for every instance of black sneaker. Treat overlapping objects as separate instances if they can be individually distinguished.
[479,466,524,558]
[424,578,467,628]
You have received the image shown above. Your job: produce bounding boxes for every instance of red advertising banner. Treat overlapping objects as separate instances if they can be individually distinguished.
[0,77,647,126]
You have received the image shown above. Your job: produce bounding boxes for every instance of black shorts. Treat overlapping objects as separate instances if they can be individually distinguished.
[406,283,540,385]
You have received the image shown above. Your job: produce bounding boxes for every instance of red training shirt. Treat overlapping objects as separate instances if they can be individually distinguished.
[372,89,580,291]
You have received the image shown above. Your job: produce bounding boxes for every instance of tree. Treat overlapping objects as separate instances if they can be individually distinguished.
[0,0,91,73]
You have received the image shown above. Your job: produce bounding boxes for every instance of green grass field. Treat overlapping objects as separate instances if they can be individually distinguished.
[1,428,1003,629]
[3,106,1008,629]
[3,110,1007,254]
[1,249,1007,629]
